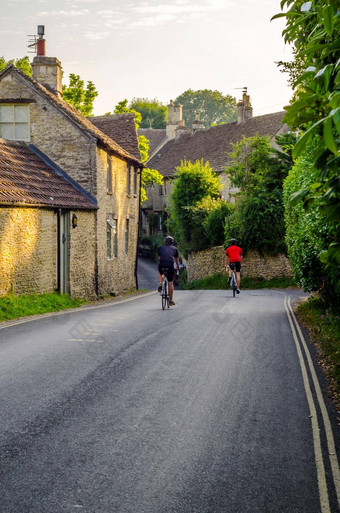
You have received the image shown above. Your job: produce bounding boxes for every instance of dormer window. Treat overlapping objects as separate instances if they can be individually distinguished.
[0,104,30,141]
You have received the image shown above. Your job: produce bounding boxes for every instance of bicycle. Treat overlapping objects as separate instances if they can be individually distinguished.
[227,264,238,297]
[160,272,170,310]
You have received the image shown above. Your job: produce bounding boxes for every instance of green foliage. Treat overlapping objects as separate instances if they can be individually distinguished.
[168,159,223,255]
[283,149,340,307]
[0,56,32,76]
[129,97,167,129]
[174,89,237,128]
[296,296,340,403]
[224,135,294,255]
[181,272,297,290]
[62,74,98,117]
[113,100,163,202]
[272,0,340,268]
[0,293,85,322]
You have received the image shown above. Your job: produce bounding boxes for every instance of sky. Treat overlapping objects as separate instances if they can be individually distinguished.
[1,0,294,118]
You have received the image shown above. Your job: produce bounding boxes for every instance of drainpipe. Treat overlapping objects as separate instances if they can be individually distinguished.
[56,208,61,293]
[135,166,143,290]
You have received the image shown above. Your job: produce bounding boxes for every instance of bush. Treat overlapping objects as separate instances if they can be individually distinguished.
[283,152,340,308]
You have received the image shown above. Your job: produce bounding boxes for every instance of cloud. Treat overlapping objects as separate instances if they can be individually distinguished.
[37,9,90,16]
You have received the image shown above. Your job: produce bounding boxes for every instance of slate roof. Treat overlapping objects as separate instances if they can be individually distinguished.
[0,65,142,166]
[89,114,141,161]
[0,139,97,209]
[138,128,167,156]
[147,112,288,177]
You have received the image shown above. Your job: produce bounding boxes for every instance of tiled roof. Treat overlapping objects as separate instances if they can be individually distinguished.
[89,114,141,161]
[138,128,167,156]
[147,112,289,177]
[0,66,142,166]
[0,139,97,209]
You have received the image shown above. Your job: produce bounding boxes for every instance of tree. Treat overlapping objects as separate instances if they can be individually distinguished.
[113,100,163,203]
[272,0,340,272]
[224,134,295,255]
[62,74,98,117]
[174,89,237,128]
[129,98,167,129]
[168,159,221,255]
[0,56,32,76]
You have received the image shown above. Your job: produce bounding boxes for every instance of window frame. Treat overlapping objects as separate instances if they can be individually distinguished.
[107,155,113,194]
[0,103,30,142]
[125,218,129,254]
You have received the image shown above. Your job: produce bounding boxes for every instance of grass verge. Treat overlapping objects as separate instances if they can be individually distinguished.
[0,293,86,322]
[295,296,340,408]
[181,272,297,290]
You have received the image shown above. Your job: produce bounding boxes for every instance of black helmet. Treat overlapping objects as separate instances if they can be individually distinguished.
[165,235,174,245]
[230,238,237,244]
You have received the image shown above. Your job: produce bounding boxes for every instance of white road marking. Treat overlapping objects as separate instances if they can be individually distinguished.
[287,297,340,508]
[284,296,333,512]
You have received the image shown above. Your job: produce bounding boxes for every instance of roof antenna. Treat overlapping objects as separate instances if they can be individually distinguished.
[27,25,45,55]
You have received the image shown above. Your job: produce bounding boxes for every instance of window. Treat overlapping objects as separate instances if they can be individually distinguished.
[127,165,131,195]
[133,168,138,196]
[113,219,118,258]
[107,220,112,259]
[107,156,112,193]
[125,219,129,254]
[159,185,163,196]
[0,104,30,141]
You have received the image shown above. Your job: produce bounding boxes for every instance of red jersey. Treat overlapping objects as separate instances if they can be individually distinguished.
[225,245,243,263]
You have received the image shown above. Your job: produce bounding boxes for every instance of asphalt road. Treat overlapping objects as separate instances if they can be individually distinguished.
[0,274,339,512]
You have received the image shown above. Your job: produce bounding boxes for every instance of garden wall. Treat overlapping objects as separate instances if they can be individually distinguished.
[186,246,293,282]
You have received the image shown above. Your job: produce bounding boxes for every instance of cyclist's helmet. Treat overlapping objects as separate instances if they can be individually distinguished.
[165,235,174,245]
[230,238,237,245]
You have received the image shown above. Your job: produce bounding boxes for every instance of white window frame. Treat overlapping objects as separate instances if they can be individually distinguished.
[0,104,30,142]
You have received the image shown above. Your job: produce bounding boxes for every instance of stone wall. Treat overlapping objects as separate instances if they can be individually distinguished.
[186,246,293,282]
[96,148,139,296]
[0,208,57,296]
[69,210,97,299]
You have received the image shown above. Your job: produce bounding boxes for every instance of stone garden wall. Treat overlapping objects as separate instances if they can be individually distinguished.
[186,246,293,282]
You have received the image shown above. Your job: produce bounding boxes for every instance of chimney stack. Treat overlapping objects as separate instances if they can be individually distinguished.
[31,26,63,99]
[192,111,204,132]
[166,100,185,139]
[237,89,253,124]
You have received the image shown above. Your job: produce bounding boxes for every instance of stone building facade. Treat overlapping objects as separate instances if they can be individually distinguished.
[0,43,142,299]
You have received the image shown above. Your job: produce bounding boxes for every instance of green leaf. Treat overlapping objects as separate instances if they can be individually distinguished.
[323,116,338,155]
[322,5,334,36]
[290,188,309,206]
[333,108,340,134]
[319,243,340,265]
[319,202,340,222]
[270,12,287,21]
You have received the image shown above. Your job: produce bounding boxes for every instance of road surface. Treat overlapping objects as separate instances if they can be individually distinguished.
[0,283,339,512]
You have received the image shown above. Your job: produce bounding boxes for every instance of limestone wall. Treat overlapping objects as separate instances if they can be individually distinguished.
[187,246,293,282]
[0,208,57,295]
[69,210,97,299]
[95,148,139,296]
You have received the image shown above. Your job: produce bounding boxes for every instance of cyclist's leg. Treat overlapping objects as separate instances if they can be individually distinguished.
[236,272,241,289]
[168,280,174,300]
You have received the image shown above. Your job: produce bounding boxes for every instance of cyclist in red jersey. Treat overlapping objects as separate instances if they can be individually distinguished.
[225,238,243,294]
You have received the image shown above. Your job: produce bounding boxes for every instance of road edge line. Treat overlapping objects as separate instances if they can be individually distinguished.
[287,296,340,509]
[284,296,330,513]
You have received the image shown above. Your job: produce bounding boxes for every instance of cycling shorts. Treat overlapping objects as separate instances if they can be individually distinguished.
[230,262,241,272]
[158,264,174,282]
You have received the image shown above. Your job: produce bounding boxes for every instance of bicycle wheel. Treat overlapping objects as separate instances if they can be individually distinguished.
[161,278,167,310]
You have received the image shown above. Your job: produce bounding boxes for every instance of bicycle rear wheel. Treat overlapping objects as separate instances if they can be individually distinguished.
[161,278,168,310]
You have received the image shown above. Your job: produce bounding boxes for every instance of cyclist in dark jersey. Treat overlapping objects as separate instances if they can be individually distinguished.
[158,236,179,306]
[225,238,243,294]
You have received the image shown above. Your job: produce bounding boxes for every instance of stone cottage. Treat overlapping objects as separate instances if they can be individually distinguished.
[0,33,142,298]
[140,92,289,234]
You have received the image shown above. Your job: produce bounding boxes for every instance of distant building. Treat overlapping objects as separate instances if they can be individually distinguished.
[140,92,289,235]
